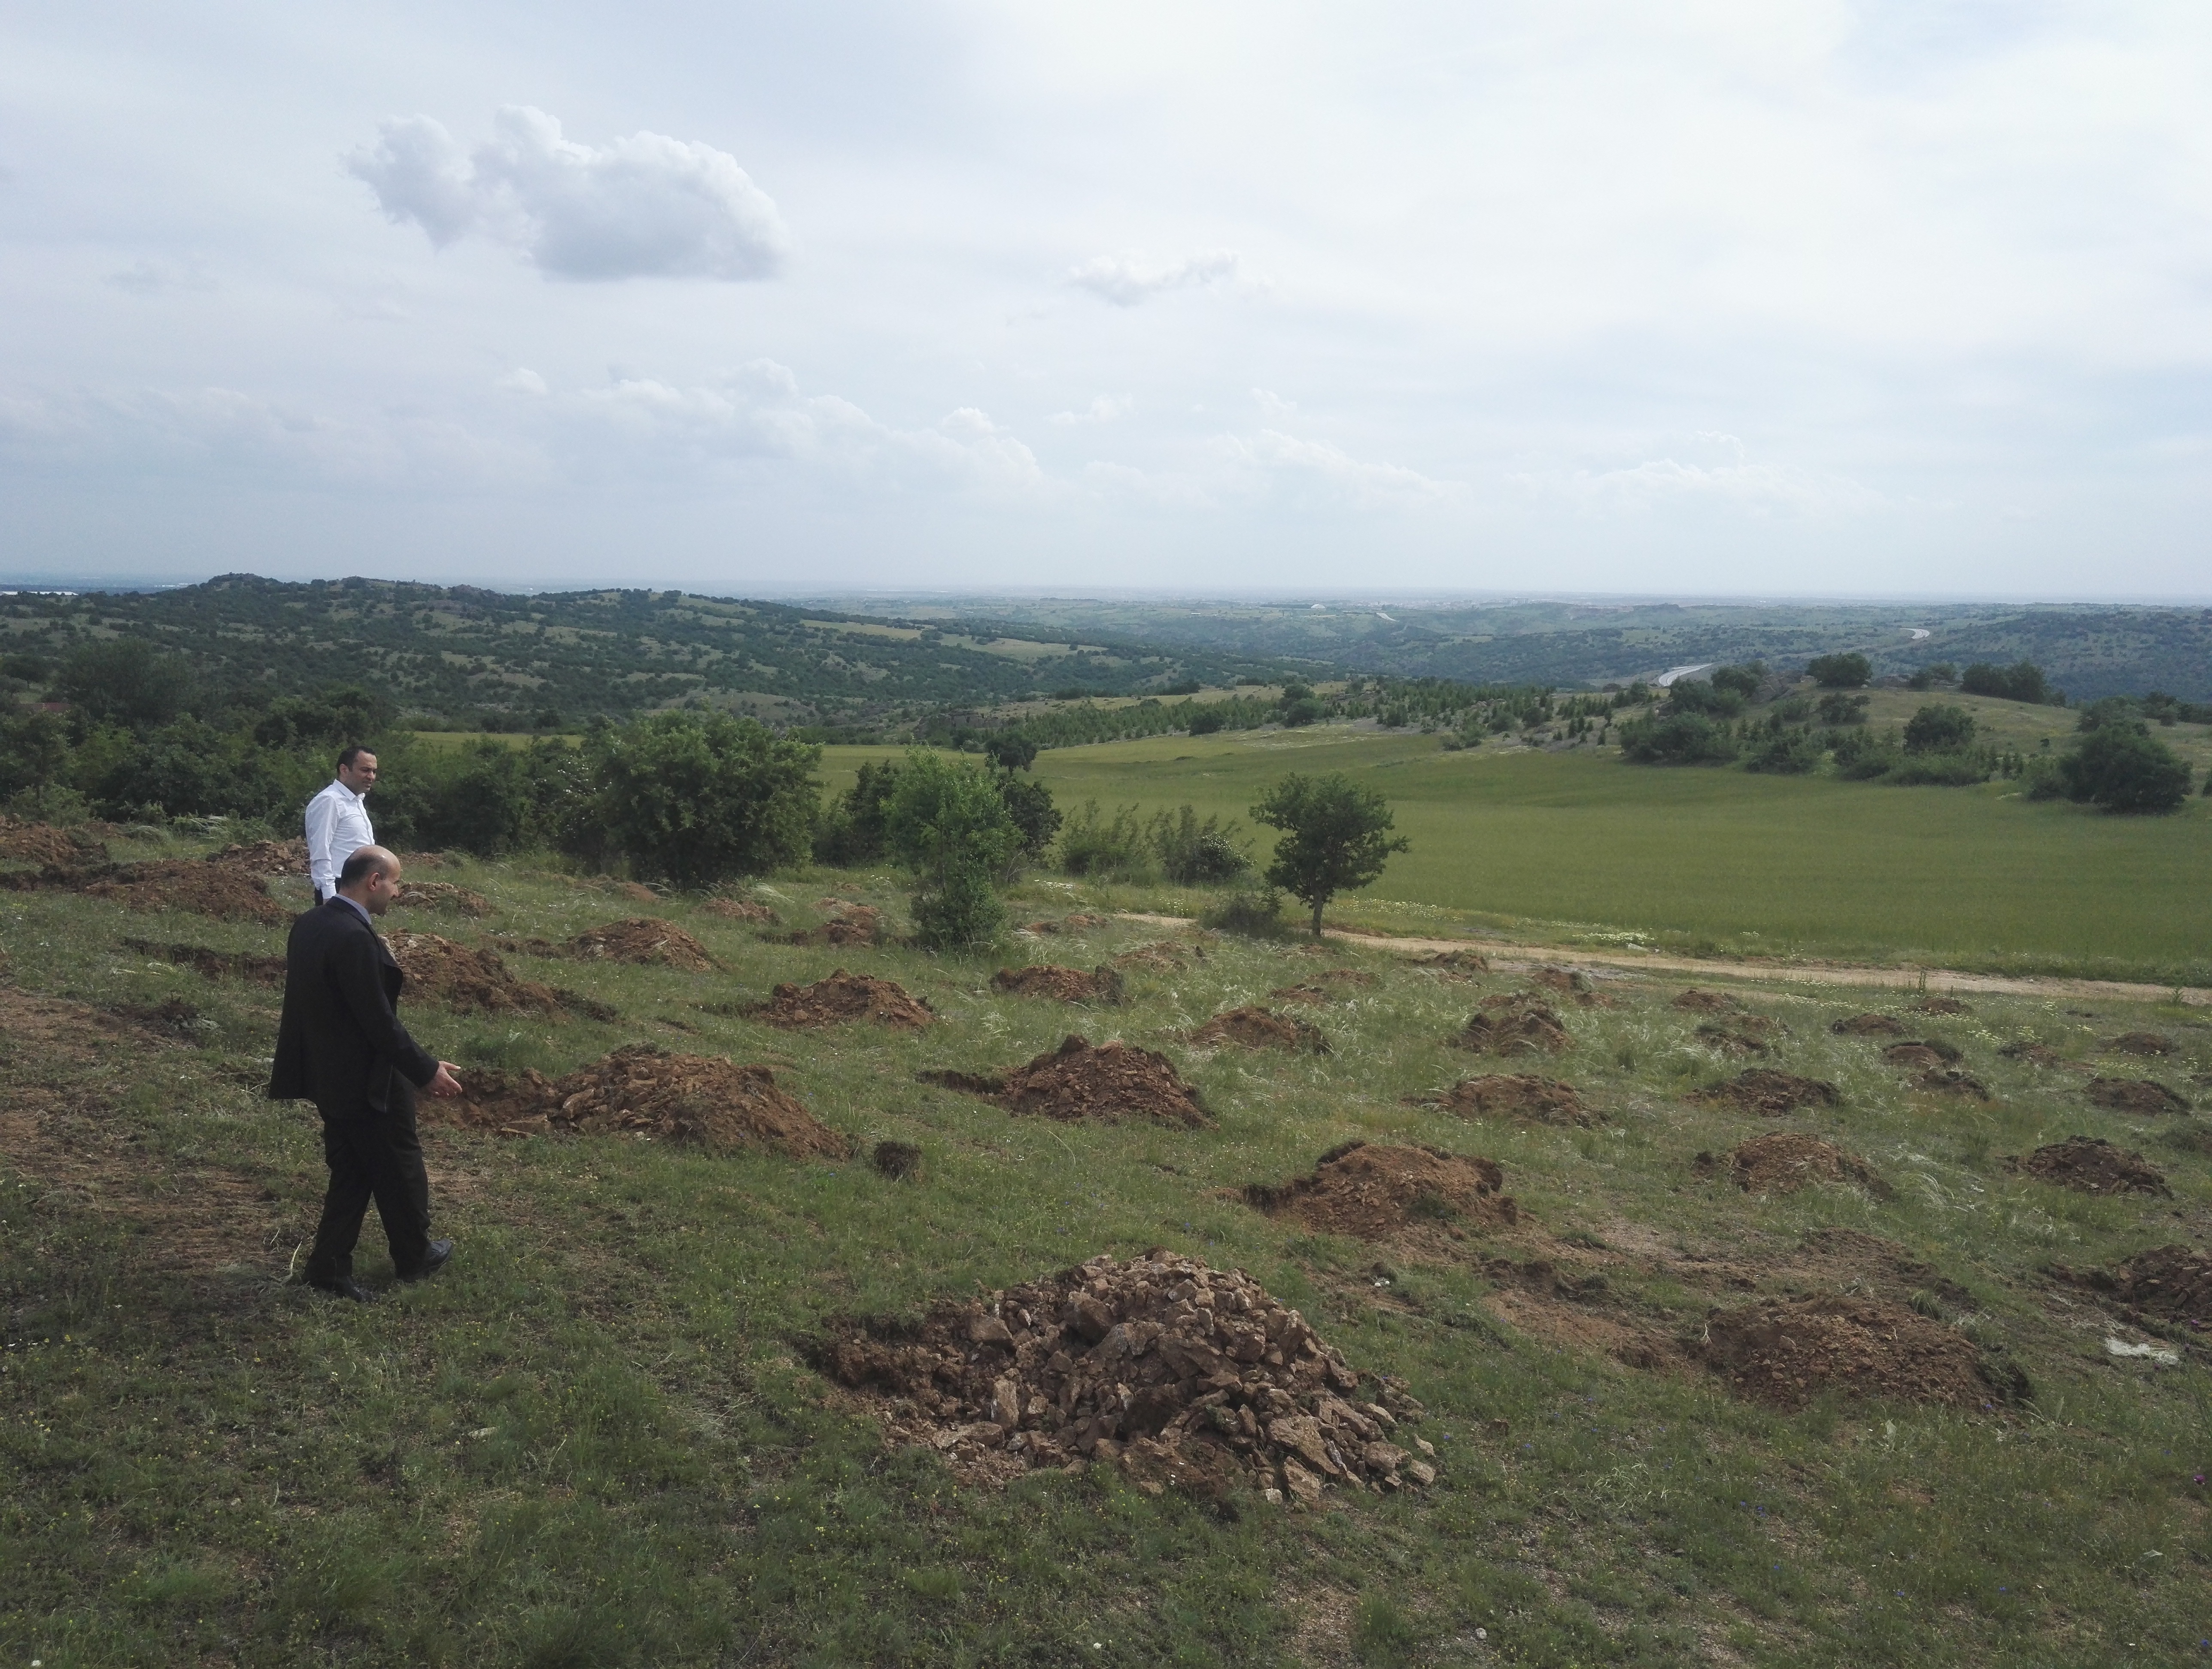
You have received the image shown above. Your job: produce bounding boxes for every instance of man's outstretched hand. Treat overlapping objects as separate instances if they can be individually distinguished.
[428,1063,464,1099]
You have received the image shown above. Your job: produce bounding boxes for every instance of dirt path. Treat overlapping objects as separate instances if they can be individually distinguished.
[1115,914,2211,1007]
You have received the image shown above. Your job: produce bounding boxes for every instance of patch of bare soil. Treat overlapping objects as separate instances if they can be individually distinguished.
[1914,996,1970,1015]
[1114,940,1197,971]
[1411,948,1489,972]
[568,918,717,970]
[990,963,1126,1004]
[385,931,566,1016]
[1689,1070,1841,1117]
[809,1249,1438,1502]
[702,897,780,923]
[0,818,107,866]
[1246,1141,1517,1242]
[1478,1257,1688,1372]
[2104,1032,2175,1057]
[1528,965,1618,1007]
[1999,1039,2092,1073]
[0,984,187,1064]
[1882,1040,1963,1069]
[2,859,289,924]
[1270,971,1378,1005]
[789,904,884,947]
[750,971,934,1031]
[1021,912,1110,935]
[391,880,490,916]
[1832,1012,1907,1036]
[1189,1006,1329,1053]
[1412,1074,1597,1127]
[1700,1133,1889,1198]
[1672,988,1743,1014]
[872,1139,923,1180]
[119,935,286,984]
[2095,1246,2212,1326]
[2085,1077,2191,1115]
[2009,1136,2169,1197]
[1776,1227,1972,1308]
[1912,1068,1992,1099]
[1697,1024,1772,1056]
[206,838,307,876]
[1694,1295,2005,1410]
[921,1035,1209,1128]
[1452,994,1572,1056]
[432,1044,848,1156]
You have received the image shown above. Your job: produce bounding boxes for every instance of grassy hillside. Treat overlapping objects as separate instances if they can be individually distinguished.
[3,836,2209,1665]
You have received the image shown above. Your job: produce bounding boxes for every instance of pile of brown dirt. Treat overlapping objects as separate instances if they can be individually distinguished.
[119,936,286,984]
[2010,1136,2168,1196]
[1022,913,1110,935]
[28,860,290,924]
[811,1250,1437,1501]
[2103,1246,2212,1326]
[1689,1070,1841,1117]
[1114,940,1196,971]
[1672,988,1742,1014]
[2085,1078,2191,1115]
[702,897,780,923]
[1452,995,1572,1056]
[872,1140,923,1180]
[392,880,490,916]
[433,1044,848,1156]
[1696,1024,1772,1057]
[206,838,307,875]
[1245,1141,1518,1241]
[922,1035,1209,1128]
[1912,1068,1992,1099]
[1703,1133,1888,1197]
[1999,1040,2090,1073]
[1414,1074,1596,1127]
[1270,969,1377,1004]
[790,904,884,946]
[1914,996,1970,1015]
[567,918,717,970]
[990,964,1126,1005]
[1882,1040,1962,1069]
[386,931,566,1016]
[1527,966,1617,1006]
[1189,1006,1329,1053]
[0,819,107,866]
[1832,1012,1907,1036]
[1411,948,1489,972]
[750,971,934,1031]
[1694,1295,2002,1410]
[2105,1032,2175,1057]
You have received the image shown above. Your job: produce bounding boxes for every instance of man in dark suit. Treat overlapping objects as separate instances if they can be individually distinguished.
[270,844,463,1302]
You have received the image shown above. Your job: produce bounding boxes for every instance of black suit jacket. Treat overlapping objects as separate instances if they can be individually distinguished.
[268,898,439,1117]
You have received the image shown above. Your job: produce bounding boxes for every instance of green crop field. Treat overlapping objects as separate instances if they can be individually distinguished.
[3,834,2209,1666]
[827,728,2212,986]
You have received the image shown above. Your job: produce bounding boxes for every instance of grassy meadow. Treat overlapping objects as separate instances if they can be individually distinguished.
[4,831,2211,1666]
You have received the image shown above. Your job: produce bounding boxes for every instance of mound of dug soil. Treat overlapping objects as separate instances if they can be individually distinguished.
[568,918,716,970]
[434,1044,848,1156]
[1452,995,1572,1056]
[392,880,490,916]
[923,1035,1209,1128]
[2105,1246,2212,1325]
[990,964,1126,1005]
[1697,1024,1771,1057]
[1914,996,1970,1015]
[1114,940,1197,971]
[702,897,780,924]
[750,971,933,1031]
[386,932,566,1016]
[206,838,306,876]
[1999,1040,2090,1073]
[2085,1078,2191,1115]
[1021,913,1109,935]
[1672,988,1742,1014]
[119,936,286,984]
[1528,966,1616,1007]
[51,860,289,924]
[1689,1070,1841,1117]
[1270,970,1376,1004]
[790,904,884,947]
[2009,1136,2168,1196]
[0,819,107,866]
[1695,1295,2007,1410]
[1412,948,1489,972]
[1413,1074,1595,1127]
[1189,1007,1329,1053]
[1912,1068,1991,1099]
[1702,1133,1888,1197]
[2104,1032,2175,1057]
[811,1250,1437,1500]
[1245,1141,1517,1241]
[1832,1012,1907,1036]
[1883,1040,1963,1069]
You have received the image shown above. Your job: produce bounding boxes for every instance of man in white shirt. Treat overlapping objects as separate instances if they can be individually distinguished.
[305,746,378,902]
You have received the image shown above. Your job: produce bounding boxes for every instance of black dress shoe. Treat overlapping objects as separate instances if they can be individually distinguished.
[396,1239,453,1283]
[310,1276,378,1304]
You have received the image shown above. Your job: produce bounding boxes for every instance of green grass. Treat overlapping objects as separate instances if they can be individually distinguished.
[831,729,2212,985]
[5,839,2211,1665]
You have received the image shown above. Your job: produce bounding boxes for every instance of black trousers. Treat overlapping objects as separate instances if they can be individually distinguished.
[305,1080,432,1281]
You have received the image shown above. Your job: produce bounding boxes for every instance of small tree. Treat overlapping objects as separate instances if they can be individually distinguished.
[55,638,195,727]
[1252,773,1409,938]
[2056,724,2193,814]
[577,710,820,886]
[884,751,1021,949]
[1902,704,1976,755]
[1710,662,1765,700]
[1960,660,2049,704]
[1807,652,1872,689]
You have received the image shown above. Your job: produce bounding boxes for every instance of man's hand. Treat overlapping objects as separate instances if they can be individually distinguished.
[428,1063,464,1099]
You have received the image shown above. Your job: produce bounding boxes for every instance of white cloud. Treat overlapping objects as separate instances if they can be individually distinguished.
[1226,429,1456,506]
[496,368,548,396]
[346,106,790,282]
[1068,249,1245,306]
[1252,388,1297,419]
[1515,455,1887,518]
[107,259,216,296]
[1048,394,1130,425]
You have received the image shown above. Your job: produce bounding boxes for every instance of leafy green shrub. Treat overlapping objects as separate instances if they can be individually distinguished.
[814,758,904,865]
[884,751,1019,949]
[55,638,195,726]
[2055,723,2193,813]
[1162,679,1201,695]
[1147,805,1250,883]
[1906,662,1957,691]
[1830,728,1899,780]
[1252,772,1409,938]
[1666,679,1745,718]
[1883,754,1990,787]
[398,739,539,856]
[1279,697,1325,728]
[1618,713,1738,765]
[1185,707,1225,736]
[1200,887,1289,938]
[569,710,820,886]
[1816,691,1870,725]
[1808,652,1871,689]
[1710,662,1765,699]
[1058,801,1152,880]
[1744,729,1821,774]
[0,709,70,804]
[1960,659,2051,703]
[996,774,1062,860]
[1902,704,1976,754]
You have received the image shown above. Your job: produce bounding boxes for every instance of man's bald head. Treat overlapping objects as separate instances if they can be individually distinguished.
[336,845,403,913]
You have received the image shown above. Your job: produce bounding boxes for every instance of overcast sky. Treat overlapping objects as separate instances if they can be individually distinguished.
[2,1,2208,598]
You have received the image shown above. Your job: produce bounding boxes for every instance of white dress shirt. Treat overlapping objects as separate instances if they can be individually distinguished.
[304,779,375,900]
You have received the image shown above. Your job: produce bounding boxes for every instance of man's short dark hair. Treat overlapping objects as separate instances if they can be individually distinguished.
[337,744,375,771]
[337,849,392,889]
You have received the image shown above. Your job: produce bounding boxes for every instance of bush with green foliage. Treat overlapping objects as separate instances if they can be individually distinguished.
[1148,805,1251,883]
[1710,662,1765,699]
[2054,722,2193,813]
[1279,697,1325,728]
[1807,652,1872,689]
[1903,704,1976,754]
[1199,887,1290,938]
[568,710,819,886]
[1815,691,1870,726]
[1960,660,2053,704]
[1906,662,1957,691]
[1252,772,1409,938]
[995,774,1063,860]
[814,759,905,865]
[1185,707,1225,736]
[1617,713,1738,765]
[1830,728,1900,780]
[54,638,196,726]
[1743,729,1822,774]
[1057,801,1152,880]
[1665,679,1745,718]
[883,751,1020,949]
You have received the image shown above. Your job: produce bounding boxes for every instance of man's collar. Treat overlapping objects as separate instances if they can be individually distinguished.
[329,892,374,927]
[330,778,363,801]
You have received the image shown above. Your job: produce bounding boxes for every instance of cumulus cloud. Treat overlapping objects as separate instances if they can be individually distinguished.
[1226,429,1455,506]
[1048,394,1130,425]
[1068,249,1245,306]
[346,106,790,281]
